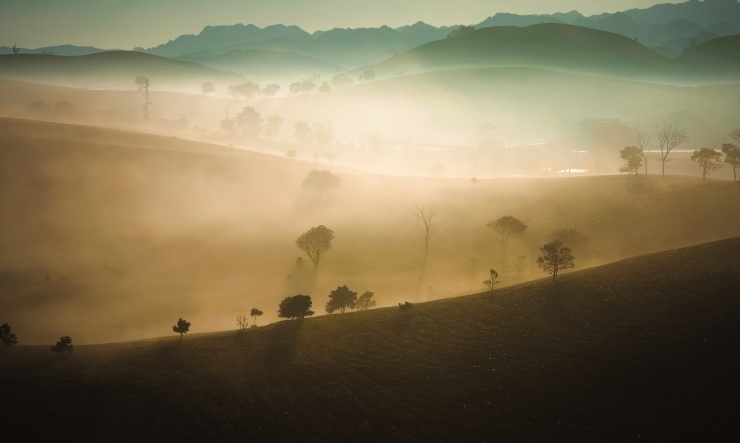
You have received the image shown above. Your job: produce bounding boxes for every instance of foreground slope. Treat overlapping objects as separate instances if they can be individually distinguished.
[3,238,739,440]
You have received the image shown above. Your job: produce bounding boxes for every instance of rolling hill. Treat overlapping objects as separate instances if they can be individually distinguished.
[0,51,242,89]
[1,118,739,345]
[179,48,340,82]
[360,24,675,81]
[675,34,740,75]
[2,237,739,440]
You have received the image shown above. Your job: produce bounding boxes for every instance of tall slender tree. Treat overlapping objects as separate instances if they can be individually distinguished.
[655,122,689,176]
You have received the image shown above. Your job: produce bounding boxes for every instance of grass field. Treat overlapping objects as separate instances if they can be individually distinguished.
[2,237,739,441]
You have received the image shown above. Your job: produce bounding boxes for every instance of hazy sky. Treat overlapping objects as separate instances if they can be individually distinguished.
[2,0,684,49]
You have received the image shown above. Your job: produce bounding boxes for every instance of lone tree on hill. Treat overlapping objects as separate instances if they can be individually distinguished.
[690,148,723,181]
[0,323,18,350]
[296,225,335,268]
[236,315,249,331]
[278,295,314,320]
[412,207,442,270]
[619,146,643,175]
[483,268,499,293]
[302,169,340,197]
[326,285,358,314]
[172,318,191,341]
[536,240,575,282]
[486,216,527,263]
[201,81,215,95]
[655,122,689,176]
[251,308,264,326]
[355,291,377,311]
[722,142,740,182]
[637,131,651,175]
[51,336,74,354]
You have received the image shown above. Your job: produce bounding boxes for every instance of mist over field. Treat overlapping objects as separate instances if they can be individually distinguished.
[1,0,739,345]
[1,1,739,440]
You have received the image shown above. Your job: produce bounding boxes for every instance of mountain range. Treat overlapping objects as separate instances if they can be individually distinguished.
[3,0,737,68]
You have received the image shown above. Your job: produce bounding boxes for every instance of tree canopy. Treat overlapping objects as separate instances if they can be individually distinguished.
[355,291,377,311]
[51,336,74,354]
[296,225,335,268]
[690,148,723,181]
[326,285,358,314]
[536,240,575,281]
[721,143,739,182]
[619,146,643,175]
[0,323,18,350]
[302,169,340,196]
[278,295,315,320]
[173,318,191,340]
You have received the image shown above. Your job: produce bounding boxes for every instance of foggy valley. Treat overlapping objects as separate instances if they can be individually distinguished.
[1,0,739,440]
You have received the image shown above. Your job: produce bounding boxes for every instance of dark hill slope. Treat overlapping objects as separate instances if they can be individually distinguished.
[365,23,673,80]
[675,34,740,76]
[0,51,241,88]
[3,238,740,441]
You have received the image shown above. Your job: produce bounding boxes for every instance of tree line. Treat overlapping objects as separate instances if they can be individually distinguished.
[619,125,740,181]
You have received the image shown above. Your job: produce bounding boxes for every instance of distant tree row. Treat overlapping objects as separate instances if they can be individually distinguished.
[619,126,740,181]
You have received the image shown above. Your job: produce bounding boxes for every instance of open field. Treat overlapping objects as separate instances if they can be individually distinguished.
[2,237,739,440]
[1,118,739,344]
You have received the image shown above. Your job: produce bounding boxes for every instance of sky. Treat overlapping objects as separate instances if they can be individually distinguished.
[1,0,685,49]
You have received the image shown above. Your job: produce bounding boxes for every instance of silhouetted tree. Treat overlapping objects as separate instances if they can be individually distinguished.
[325,285,358,313]
[486,216,527,263]
[201,81,215,95]
[286,149,297,158]
[236,315,249,331]
[234,106,262,138]
[302,169,340,196]
[228,81,260,99]
[722,143,739,181]
[296,225,335,268]
[398,301,413,312]
[264,114,283,138]
[412,207,442,270]
[483,268,499,293]
[619,146,643,175]
[294,121,312,143]
[536,240,574,281]
[251,308,263,326]
[51,336,73,354]
[355,291,377,311]
[135,76,150,119]
[331,74,354,87]
[655,122,689,176]
[220,117,236,136]
[260,83,281,97]
[319,82,332,93]
[12,44,20,55]
[690,148,723,181]
[172,318,191,341]
[447,25,476,39]
[289,81,316,95]
[278,295,314,320]
[637,131,651,175]
[0,323,18,350]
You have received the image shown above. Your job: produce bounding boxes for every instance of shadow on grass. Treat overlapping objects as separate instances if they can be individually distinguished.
[264,320,303,372]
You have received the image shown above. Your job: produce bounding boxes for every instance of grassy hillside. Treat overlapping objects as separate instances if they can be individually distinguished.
[2,237,739,440]
[1,118,739,345]
[0,51,242,89]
